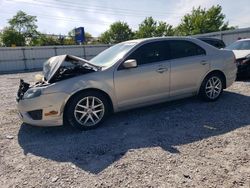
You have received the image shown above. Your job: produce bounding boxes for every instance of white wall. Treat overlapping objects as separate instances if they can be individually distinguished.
[193,27,250,45]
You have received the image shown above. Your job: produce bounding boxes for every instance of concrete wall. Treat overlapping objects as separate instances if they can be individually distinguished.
[0,45,110,73]
[193,27,250,45]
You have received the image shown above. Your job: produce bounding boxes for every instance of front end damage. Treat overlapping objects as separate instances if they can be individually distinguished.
[236,56,250,78]
[16,54,99,126]
[17,79,30,102]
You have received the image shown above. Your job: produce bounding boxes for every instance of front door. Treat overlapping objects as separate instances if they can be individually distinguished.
[114,41,171,110]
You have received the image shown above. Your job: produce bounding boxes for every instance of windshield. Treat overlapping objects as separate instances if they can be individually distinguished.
[226,40,250,50]
[90,42,138,67]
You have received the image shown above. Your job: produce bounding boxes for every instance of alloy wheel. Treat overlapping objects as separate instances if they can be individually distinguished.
[74,96,105,127]
[205,76,222,99]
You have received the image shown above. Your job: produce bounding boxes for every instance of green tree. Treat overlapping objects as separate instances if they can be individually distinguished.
[99,31,111,44]
[0,32,3,46]
[32,34,60,46]
[63,37,76,45]
[176,5,235,36]
[66,29,76,45]
[1,27,25,47]
[85,32,93,44]
[99,21,134,44]
[135,17,174,38]
[8,10,38,38]
[155,21,174,37]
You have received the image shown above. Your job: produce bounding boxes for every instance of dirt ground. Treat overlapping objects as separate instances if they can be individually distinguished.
[0,71,249,188]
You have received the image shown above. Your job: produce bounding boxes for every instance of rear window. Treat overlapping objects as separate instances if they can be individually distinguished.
[201,39,225,48]
[169,40,206,59]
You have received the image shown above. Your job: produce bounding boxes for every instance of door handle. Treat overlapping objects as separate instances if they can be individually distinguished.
[200,60,208,65]
[156,67,168,73]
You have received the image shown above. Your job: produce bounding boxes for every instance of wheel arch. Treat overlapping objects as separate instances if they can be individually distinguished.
[199,70,227,93]
[63,88,114,123]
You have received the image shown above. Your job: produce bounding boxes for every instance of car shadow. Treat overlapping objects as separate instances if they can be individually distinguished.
[18,90,250,174]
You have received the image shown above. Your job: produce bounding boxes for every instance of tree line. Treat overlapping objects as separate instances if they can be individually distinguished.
[0,5,235,47]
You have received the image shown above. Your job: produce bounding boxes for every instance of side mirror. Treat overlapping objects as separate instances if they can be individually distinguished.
[123,59,137,69]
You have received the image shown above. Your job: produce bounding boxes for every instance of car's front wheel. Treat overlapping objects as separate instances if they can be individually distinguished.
[199,73,224,101]
[65,91,110,130]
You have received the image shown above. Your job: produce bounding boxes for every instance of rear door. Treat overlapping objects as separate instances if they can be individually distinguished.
[169,40,210,96]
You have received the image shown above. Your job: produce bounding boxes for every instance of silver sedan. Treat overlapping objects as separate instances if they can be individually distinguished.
[17,37,237,130]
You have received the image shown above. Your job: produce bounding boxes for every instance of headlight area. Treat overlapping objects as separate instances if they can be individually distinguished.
[23,88,42,99]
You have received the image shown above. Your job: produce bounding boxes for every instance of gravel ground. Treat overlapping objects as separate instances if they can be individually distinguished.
[0,71,249,188]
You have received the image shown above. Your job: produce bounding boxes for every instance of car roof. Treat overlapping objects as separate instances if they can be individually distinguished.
[197,37,223,41]
[123,36,197,44]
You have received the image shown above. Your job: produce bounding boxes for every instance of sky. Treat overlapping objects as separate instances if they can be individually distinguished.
[0,0,250,37]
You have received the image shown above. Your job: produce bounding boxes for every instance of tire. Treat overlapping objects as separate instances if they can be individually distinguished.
[65,91,111,130]
[199,73,224,102]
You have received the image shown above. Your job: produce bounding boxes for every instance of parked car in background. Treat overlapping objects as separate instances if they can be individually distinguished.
[197,37,226,49]
[226,38,250,78]
[17,37,236,130]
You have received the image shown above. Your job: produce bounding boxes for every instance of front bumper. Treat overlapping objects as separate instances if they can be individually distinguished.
[17,92,69,127]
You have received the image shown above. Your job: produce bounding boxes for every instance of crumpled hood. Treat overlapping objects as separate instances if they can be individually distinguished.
[43,54,100,82]
[232,50,250,59]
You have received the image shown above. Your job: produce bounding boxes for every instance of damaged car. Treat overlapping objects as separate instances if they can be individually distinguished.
[226,38,250,78]
[17,37,236,130]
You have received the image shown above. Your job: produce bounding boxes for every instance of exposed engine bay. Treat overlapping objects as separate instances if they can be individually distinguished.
[49,63,96,83]
[17,54,100,101]
[43,55,100,83]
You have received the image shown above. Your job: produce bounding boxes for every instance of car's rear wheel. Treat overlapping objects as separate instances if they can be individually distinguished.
[199,73,223,101]
[65,91,110,130]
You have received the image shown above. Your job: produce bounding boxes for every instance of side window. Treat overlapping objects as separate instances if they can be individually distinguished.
[169,40,206,59]
[126,41,171,65]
